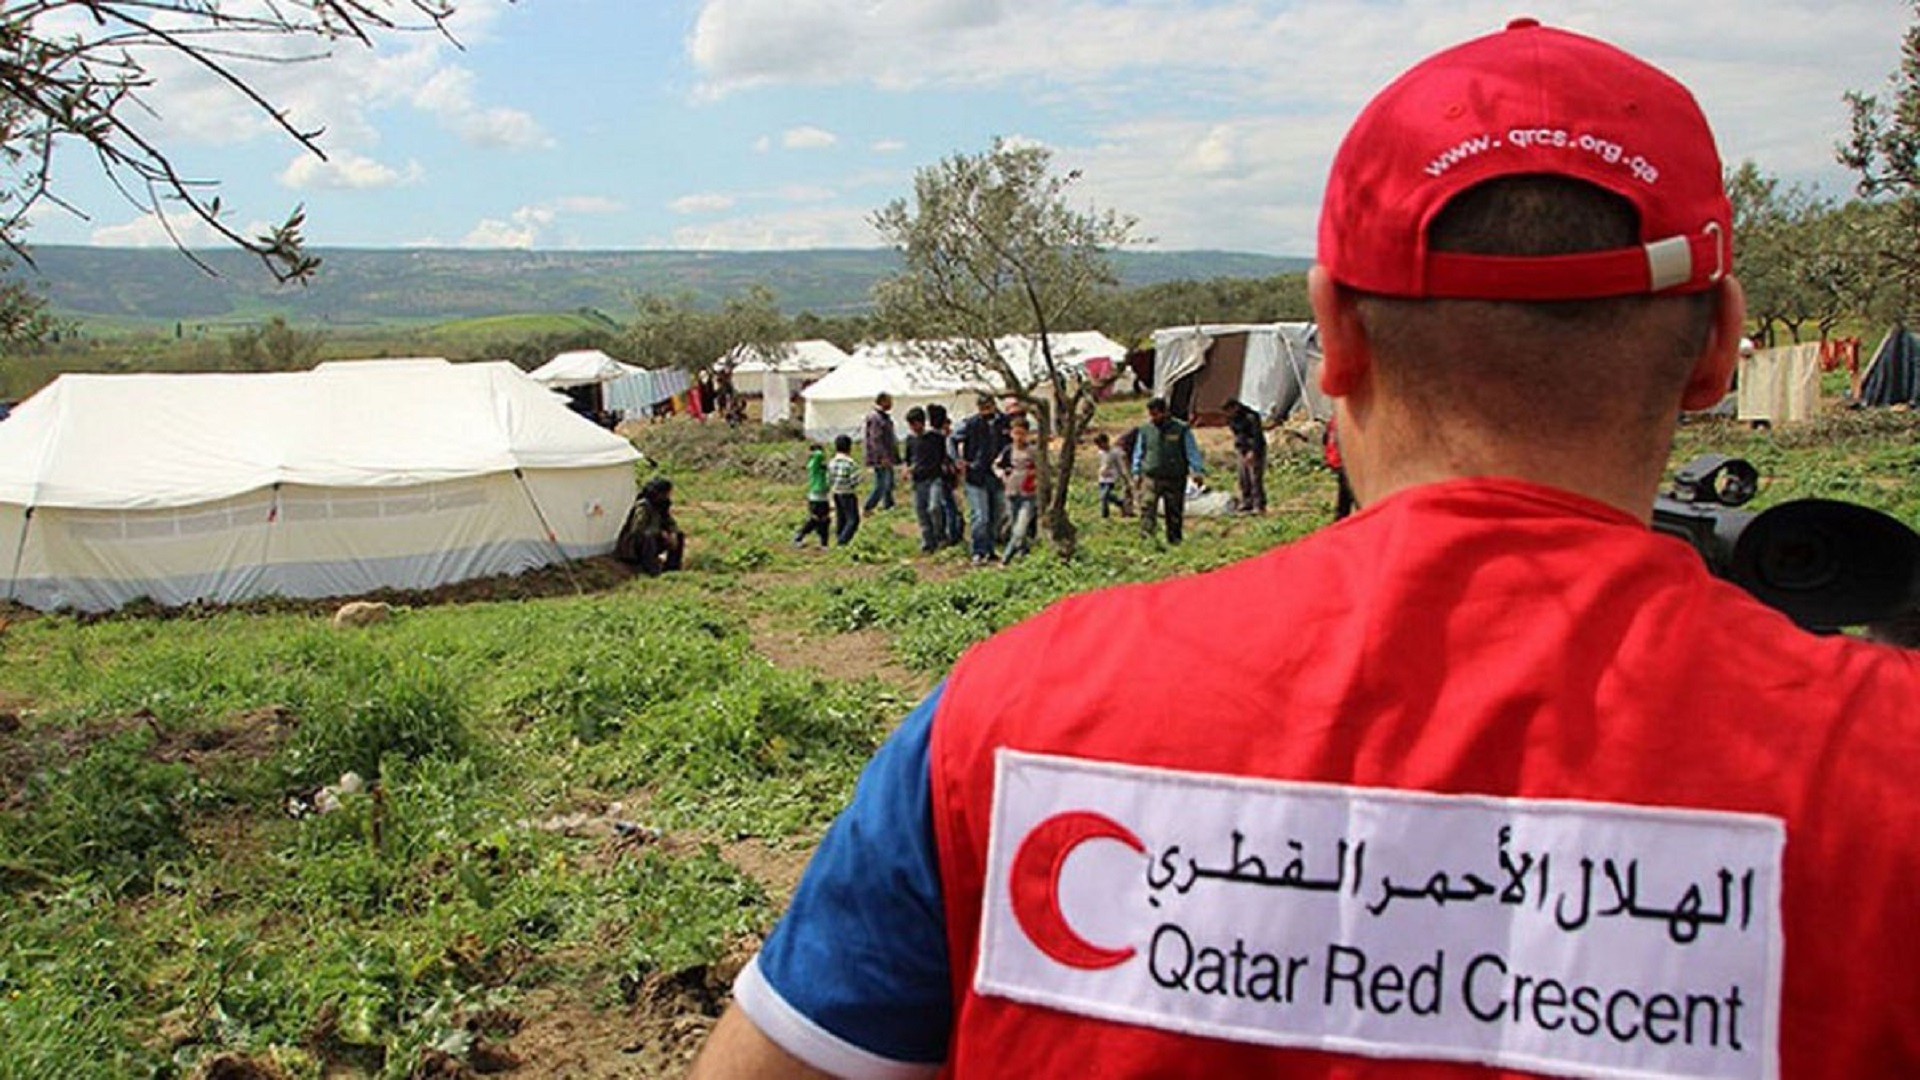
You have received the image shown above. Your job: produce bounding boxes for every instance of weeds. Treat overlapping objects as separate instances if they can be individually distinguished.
[0,730,194,896]
[0,404,1911,1076]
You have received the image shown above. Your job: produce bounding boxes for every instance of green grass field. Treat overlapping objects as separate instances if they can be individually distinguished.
[1,403,1915,1077]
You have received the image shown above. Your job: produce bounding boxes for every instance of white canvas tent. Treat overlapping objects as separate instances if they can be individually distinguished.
[799,332,1128,443]
[801,343,981,443]
[726,339,854,399]
[0,360,641,613]
[997,331,1129,386]
[527,349,644,389]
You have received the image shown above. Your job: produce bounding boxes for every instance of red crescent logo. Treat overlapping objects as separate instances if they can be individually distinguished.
[1009,811,1145,970]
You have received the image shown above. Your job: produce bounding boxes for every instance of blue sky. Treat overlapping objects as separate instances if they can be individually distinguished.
[22,0,1908,258]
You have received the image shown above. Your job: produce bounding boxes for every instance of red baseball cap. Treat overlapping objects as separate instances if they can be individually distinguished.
[1318,18,1732,301]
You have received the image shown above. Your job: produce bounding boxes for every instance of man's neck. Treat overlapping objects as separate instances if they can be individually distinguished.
[1348,405,1671,521]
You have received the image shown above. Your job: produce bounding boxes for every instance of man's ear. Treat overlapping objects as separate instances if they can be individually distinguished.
[1310,266,1370,397]
[1681,275,1746,411]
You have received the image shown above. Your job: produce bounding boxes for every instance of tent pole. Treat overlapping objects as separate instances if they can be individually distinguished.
[513,468,584,595]
[5,506,32,605]
[263,482,281,571]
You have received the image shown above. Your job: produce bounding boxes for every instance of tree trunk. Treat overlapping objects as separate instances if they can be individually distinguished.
[1041,383,1105,563]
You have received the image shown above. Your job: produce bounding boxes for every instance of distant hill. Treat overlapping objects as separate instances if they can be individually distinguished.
[11,246,1310,330]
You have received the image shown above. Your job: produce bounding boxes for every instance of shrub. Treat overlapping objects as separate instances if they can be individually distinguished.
[280,651,472,786]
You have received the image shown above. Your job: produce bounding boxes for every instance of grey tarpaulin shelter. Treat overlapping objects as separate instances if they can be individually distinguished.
[1150,323,1326,426]
[1860,325,1920,407]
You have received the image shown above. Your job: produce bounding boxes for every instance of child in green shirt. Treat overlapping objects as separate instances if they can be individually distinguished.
[791,444,831,547]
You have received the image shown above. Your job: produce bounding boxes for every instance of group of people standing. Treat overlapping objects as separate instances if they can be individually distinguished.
[794,392,1043,565]
[795,390,1296,557]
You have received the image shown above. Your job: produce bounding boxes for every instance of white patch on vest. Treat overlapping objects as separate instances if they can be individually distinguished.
[976,750,1783,1080]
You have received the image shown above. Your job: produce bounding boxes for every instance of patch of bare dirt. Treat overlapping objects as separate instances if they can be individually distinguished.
[720,837,811,904]
[746,617,930,697]
[194,1054,299,1080]
[3,558,643,627]
[152,705,298,767]
[495,962,742,1080]
[1,706,297,813]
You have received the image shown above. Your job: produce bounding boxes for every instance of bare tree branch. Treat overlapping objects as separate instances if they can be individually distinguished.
[0,0,466,286]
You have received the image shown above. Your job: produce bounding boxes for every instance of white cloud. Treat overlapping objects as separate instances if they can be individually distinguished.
[666,206,883,250]
[413,67,554,150]
[779,185,837,203]
[556,196,626,215]
[672,193,738,214]
[685,0,1903,254]
[280,151,423,191]
[89,1,548,161]
[691,0,1013,94]
[782,125,840,150]
[754,135,773,153]
[90,212,272,248]
[1060,114,1350,254]
[463,205,558,248]
[872,139,908,153]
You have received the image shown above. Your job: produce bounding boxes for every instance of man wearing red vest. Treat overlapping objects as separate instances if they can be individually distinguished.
[694,20,1920,1080]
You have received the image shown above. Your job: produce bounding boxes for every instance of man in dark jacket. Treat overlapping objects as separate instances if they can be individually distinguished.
[1131,397,1204,544]
[863,393,899,512]
[955,394,1009,564]
[903,406,953,554]
[1226,397,1268,514]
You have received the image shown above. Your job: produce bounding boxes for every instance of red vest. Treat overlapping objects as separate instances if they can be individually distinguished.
[930,479,1920,1078]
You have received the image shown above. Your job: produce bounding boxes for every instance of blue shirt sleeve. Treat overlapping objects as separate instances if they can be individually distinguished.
[749,686,951,1065]
[1184,426,1205,474]
[1131,431,1145,474]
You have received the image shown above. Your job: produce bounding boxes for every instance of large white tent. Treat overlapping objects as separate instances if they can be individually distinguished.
[0,360,641,613]
[800,332,1128,443]
[527,349,643,389]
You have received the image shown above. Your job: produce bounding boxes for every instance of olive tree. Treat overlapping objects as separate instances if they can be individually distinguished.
[871,139,1136,560]
[1840,0,1920,321]
[620,285,792,375]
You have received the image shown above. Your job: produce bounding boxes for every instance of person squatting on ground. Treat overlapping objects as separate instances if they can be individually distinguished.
[862,393,899,513]
[927,403,966,548]
[692,19,1920,1080]
[998,416,1038,565]
[1226,396,1269,514]
[792,444,831,548]
[1132,396,1204,544]
[904,406,954,555]
[1095,431,1131,518]
[827,435,861,546]
[614,477,683,576]
[956,394,1009,564]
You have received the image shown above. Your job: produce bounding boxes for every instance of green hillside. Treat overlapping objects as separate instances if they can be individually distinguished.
[9,246,1310,331]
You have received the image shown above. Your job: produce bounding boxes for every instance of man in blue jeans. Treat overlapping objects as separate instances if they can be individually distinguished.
[862,392,899,512]
[903,406,952,554]
[955,393,1008,565]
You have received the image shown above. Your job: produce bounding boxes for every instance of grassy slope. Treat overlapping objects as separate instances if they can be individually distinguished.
[0,404,1914,1077]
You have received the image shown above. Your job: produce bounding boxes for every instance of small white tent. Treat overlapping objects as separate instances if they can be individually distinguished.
[0,360,641,613]
[996,331,1129,386]
[528,349,643,389]
[800,333,1128,443]
[726,340,853,399]
[801,343,981,443]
